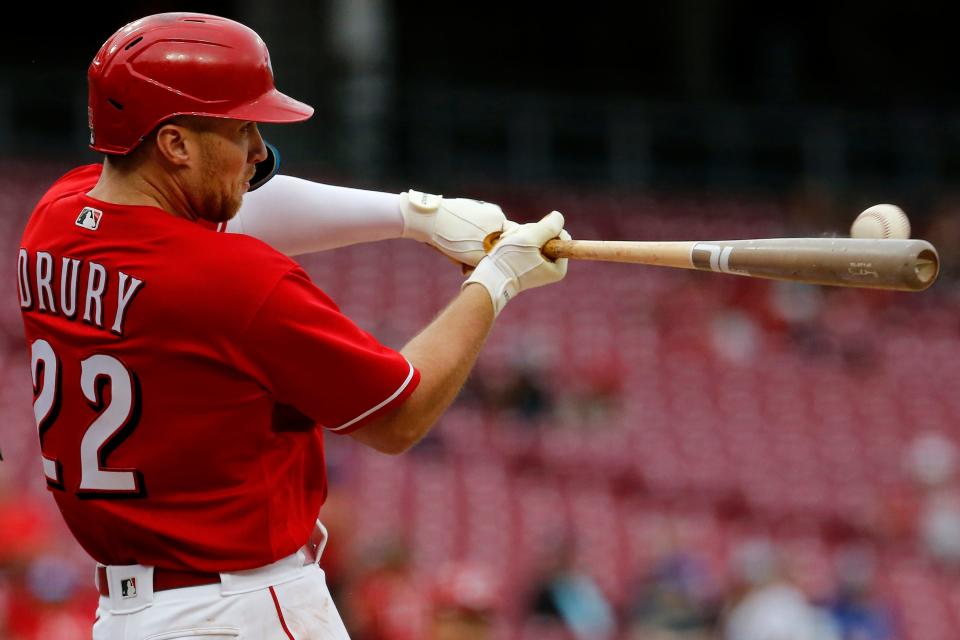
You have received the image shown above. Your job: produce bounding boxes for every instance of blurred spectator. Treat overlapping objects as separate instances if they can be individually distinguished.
[525,536,617,640]
[343,539,427,640]
[906,431,957,489]
[919,490,960,568]
[625,545,719,639]
[555,354,624,428]
[769,281,824,330]
[819,290,881,372]
[767,280,835,357]
[0,495,54,564]
[497,340,561,426]
[709,310,761,365]
[825,546,897,640]
[0,493,94,639]
[460,356,555,425]
[428,563,499,640]
[499,364,554,422]
[3,553,93,640]
[905,432,960,568]
[722,539,840,640]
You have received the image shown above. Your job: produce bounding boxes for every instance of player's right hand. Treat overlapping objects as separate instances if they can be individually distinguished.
[400,190,511,268]
[463,211,570,316]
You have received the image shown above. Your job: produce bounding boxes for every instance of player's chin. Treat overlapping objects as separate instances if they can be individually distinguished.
[221,198,243,222]
[198,195,242,224]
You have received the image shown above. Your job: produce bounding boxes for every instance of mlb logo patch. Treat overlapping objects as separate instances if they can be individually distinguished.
[120,576,137,598]
[76,207,103,231]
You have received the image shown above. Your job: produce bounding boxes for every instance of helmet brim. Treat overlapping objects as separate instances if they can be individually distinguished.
[225,88,314,123]
[94,89,315,156]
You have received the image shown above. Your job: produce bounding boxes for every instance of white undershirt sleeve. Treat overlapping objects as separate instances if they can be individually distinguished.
[227,175,405,256]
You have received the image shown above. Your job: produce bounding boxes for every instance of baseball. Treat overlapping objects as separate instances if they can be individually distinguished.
[850,204,911,239]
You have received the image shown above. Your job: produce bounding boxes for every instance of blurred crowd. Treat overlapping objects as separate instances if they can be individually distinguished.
[329,498,906,640]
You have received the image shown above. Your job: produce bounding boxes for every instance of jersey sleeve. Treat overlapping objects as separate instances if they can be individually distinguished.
[239,267,420,434]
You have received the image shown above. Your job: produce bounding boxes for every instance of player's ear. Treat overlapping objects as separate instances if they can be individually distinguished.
[154,121,194,167]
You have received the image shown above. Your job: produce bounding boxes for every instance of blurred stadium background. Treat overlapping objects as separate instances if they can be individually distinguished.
[2,2,960,639]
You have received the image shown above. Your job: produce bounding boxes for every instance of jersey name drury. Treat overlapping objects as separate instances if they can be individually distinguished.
[17,248,144,336]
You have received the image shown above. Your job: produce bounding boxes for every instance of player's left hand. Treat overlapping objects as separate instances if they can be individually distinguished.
[400,190,514,267]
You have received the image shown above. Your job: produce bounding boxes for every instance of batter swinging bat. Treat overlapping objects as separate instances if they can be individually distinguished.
[537,238,940,292]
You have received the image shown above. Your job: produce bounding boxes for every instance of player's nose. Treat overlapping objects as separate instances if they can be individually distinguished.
[249,124,268,165]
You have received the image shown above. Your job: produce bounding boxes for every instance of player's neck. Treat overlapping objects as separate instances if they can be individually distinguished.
[87,162,197,221]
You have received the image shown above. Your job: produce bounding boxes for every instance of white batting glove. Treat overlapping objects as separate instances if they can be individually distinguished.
[464,211,570,316]
[400,190,510,267]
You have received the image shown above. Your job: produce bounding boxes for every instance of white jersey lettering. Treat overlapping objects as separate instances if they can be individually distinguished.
[113,273,145,336]
[36,252,57,313]
[60,257,81,318]
[18,248,33,309]
[19,248,145,336]
[83,262,108,328]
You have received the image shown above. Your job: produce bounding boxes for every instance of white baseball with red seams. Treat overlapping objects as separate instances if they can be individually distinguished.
[850,204,911,239]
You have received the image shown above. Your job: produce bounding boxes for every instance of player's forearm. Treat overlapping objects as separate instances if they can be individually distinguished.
[229,175,403,255]
[398,283,494,428]
[351,284,494,454]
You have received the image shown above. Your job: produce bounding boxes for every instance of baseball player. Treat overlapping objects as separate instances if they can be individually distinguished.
[17,12,570,640]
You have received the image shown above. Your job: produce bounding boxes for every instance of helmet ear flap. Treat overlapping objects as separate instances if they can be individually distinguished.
[248,141,280,192]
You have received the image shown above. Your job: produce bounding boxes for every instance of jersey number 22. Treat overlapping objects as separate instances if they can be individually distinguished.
[31,338,144,497]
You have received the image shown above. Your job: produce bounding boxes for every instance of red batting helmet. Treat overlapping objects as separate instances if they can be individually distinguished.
[88,12,314,155]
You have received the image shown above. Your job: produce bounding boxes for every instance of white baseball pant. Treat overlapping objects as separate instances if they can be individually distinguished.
[92,523,350,640]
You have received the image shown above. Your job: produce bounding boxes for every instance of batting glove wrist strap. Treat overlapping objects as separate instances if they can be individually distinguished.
[463,256,519,316]
[463,211,570,317]
[400,190,509,267]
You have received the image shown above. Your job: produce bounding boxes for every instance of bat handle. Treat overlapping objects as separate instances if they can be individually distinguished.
[542,238,566,260]
[482,233,567,261]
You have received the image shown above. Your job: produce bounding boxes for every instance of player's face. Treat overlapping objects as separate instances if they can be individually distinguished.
[188,119,267,223]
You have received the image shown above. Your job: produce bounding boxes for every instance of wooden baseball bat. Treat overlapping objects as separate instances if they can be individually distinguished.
[536,237,940,291]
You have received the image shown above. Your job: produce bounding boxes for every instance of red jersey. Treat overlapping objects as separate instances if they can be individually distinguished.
[17,165,419,572]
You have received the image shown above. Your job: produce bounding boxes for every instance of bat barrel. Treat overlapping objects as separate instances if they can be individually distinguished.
[690,238,939,291]
[542,237,940,292]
